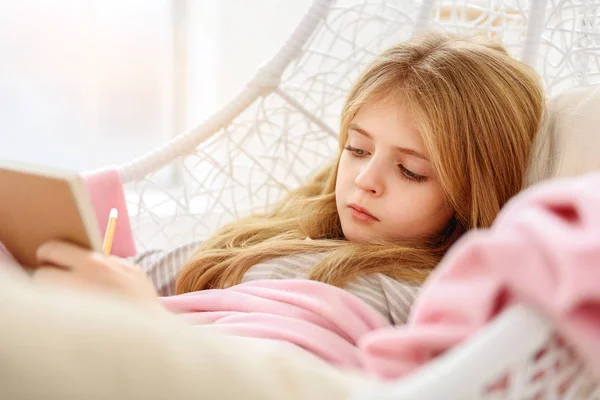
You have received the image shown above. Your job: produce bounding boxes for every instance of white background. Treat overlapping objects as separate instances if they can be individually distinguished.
[0,0,312,172]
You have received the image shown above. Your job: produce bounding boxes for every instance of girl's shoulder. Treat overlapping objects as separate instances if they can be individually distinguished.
[128,240,201,296]
[345,273,422,325]
[242,251,327,282]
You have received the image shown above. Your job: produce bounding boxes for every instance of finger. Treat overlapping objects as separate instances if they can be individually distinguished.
[36,241,104,272]
[107,255,144,273]
[32,265,89,289]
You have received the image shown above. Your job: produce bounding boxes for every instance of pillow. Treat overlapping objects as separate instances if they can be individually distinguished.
[0,265,357,400]
[525,85,600,187]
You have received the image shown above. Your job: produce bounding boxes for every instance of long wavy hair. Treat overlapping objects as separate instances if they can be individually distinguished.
[175,31,544,294]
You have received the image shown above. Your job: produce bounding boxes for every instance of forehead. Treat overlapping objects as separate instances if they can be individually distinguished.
[349,96,426,152]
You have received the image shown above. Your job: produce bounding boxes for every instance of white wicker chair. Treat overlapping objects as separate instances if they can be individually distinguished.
[104,1,600,398]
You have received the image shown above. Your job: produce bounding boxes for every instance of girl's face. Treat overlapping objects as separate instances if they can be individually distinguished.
[335,96,453,243]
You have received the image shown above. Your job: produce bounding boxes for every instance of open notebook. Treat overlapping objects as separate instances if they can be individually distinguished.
[0,160,103,268]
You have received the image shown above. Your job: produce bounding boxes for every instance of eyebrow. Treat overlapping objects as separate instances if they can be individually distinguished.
[348,123,429,161]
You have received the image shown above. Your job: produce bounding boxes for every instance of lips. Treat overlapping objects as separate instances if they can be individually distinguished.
[348,203,379,222]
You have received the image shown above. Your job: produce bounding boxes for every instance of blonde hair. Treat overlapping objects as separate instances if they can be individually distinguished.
[176,31,544,294]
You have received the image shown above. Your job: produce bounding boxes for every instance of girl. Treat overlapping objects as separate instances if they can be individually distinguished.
[32,31,544,322]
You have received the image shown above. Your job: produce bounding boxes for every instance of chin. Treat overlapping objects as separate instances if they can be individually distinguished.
[341,225,369,243]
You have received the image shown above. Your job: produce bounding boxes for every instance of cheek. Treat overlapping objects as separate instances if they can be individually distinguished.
[419,185,448,212]
[335,154,355,191]
[384,184,451,232]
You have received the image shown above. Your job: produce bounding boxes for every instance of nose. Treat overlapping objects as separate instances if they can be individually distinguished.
[355,159,384,196]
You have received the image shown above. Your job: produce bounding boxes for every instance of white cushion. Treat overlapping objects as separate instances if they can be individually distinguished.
[525,85,600,186]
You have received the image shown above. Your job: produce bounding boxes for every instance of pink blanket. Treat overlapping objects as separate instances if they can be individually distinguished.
[160,279,391,370]
[160,171,600,381]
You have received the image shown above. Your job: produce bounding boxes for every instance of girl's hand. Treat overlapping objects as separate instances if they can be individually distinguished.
[33,241,163,313]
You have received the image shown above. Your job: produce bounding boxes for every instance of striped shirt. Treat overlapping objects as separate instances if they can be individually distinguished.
[131,241,421,325]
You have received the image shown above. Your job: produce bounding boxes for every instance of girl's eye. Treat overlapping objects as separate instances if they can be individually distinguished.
[399,164,427,183]
[344,145,368,157]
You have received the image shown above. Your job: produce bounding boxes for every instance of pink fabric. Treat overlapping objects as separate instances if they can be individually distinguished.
[81,168,137,257]
[160,279,391,370]
[162,172,600,381]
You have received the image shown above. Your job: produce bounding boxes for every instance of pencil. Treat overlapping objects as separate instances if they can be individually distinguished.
[102,208,118,255]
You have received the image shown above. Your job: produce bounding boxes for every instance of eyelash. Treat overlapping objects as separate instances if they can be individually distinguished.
[344,145,427,183]
[399,164,427,183]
